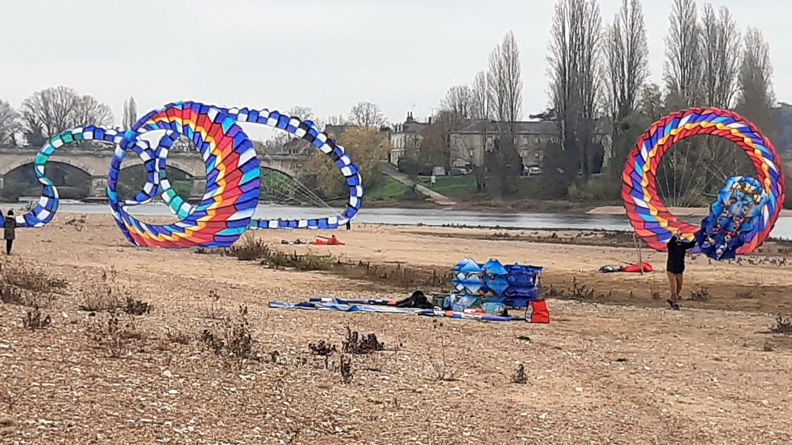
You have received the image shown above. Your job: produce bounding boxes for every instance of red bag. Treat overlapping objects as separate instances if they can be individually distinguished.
[620,262,653,273]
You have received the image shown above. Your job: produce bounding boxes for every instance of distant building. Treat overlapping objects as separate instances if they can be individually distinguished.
[389,112,431,166]
[449,120,559,170]
[449,119,612,174]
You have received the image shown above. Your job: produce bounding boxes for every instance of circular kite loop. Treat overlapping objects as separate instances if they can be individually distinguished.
[0,101,364,248]
[621,107,785,255]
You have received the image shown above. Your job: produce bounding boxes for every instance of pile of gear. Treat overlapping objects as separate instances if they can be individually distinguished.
[441,258,549,323]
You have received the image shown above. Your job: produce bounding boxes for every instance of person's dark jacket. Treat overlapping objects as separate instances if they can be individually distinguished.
[667,235,695,274]
[3,215,16,241]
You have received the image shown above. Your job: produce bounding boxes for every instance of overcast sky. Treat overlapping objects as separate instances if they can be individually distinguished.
[2,0,791,133]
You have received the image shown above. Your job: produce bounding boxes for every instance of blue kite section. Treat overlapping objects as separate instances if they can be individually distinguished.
[451,258,542,308]
[696,176,769,260]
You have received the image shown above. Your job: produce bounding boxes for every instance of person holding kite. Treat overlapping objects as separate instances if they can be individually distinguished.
[666,229,696,310]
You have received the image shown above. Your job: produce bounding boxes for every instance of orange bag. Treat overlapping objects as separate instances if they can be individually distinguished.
[526,299,549,323]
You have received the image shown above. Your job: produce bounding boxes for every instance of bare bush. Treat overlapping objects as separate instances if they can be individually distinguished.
[23,307,51,330]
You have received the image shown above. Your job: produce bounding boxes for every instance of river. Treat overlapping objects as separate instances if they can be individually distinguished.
[6,201,792,240]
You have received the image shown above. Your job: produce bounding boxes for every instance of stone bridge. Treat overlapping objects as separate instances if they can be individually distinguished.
[0,147,308,198]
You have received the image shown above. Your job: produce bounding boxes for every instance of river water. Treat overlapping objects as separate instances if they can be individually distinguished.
[7,201,792,240]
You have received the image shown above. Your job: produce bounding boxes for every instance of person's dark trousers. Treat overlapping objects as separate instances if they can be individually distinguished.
[5,239,12,255]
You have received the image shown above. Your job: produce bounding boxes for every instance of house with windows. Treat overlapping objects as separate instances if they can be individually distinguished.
[449,118,612,174]
[449,120,559,173]
[388,112,431,166]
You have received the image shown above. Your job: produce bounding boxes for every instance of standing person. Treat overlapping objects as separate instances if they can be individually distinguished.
[666,229,696,310]
[3,210,16,255]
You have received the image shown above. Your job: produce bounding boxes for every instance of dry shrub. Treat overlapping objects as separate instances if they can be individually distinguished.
[78,269,151,315]
[429,320,457,381]
[770,315,792,334]
[23,307,51,330]
[342,326,384,355]
[205,289,222,319]
[0,259,67,307]
[166,329,192,345]
[544,278,607,301]
[309,340,338,369]
[200,305,254,360]
[88,312,145,358]
[263,251,334,271]
[227,232,271,261]
[339,355,354,385]
[123,297,153,316]
[689,286,711,302]
[330,261,451,290]
[511,364,528,384]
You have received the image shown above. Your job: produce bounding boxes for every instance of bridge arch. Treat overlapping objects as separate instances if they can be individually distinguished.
[0,156,99,178]
[1,160,93,199]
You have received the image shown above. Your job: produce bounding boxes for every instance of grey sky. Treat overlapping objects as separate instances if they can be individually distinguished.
[2,0,790,134]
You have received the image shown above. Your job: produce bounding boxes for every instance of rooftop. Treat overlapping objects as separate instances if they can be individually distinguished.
[453,120,558,135]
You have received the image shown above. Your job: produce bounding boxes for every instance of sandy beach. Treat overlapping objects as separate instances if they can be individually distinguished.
[1,214,792,444]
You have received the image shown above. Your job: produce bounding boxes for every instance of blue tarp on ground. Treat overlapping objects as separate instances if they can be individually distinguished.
[451,259,542,308]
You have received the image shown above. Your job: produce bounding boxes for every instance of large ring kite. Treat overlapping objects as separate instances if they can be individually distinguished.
[622,107,785,254]
[0,101,364,248]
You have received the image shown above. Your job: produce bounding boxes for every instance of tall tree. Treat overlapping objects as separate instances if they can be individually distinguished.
[548,0,603,179]
[736,28,775,118]
[604,0,649,121]
[0,100,21,146]
[122,96,137,129]
[441,85,475,119]
[487,31,523,126]
[735,28,775,176]
[470,71,490,191]
[663,0,700,108]
[348,102,386,128]
[471,71,489,120]
[699,4,740,108]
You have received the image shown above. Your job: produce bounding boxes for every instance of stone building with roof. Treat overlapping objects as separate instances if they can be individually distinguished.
[388,112,431,166]
[449,119,612,174]
[449,120,559,172]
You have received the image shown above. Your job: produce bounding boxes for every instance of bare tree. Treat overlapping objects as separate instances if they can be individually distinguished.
[548,0,603,178]
[72,95,113,128]
[0,100,21,146]
[20,86,114,146]
[736,28,775,116]
[441,85,475,119]
[604,0,649,121]
[663,0,700,108]
[324,114,346,127]
[471,71,489,120]
[21,86,79,143]
[699,4,741,108]
[487,31,523,127]
[122,97,137,129]
[470,71,490,191]
[348,102,386,128]
[287,105,315,122]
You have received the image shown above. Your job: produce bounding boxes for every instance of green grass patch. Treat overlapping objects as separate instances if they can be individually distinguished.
[420,176,477,197]
[366,175,414,201]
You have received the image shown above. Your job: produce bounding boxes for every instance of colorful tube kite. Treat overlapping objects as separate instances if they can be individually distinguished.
[695,176,769,260]
[0,102,364,248]
[622,107,785,255]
